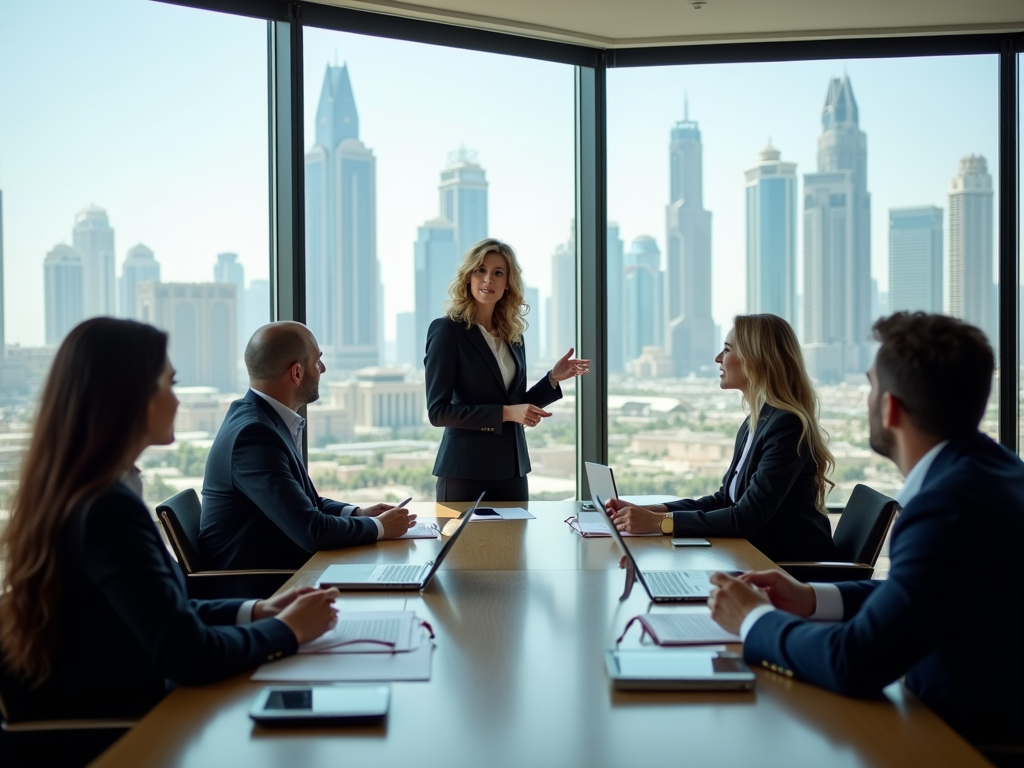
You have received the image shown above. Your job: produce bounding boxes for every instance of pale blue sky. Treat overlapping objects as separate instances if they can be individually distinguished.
[0,0,1006,349]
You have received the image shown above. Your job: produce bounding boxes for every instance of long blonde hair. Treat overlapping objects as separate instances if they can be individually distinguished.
[0,318,168,685]
[444,238,528,344]
[732,314,835,512]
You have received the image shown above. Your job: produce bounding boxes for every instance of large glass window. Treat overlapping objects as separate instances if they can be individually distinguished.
[0,0,270,510]
[607,56,999,505]
[301,29,575,501]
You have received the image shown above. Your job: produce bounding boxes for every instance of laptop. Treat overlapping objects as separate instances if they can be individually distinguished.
[579,463,659,537]
[317,493,483,590]
[594,494,727,603]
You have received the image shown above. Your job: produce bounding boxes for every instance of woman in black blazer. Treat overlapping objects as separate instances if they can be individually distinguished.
[0,319,339,758]
[425,239,589,502]
[607,314,837,562]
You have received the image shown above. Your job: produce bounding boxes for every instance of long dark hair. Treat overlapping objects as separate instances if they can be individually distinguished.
[0,318,168,684]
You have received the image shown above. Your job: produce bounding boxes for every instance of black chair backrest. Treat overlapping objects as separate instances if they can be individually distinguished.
[156,489,203,574]
[833,483,900,566]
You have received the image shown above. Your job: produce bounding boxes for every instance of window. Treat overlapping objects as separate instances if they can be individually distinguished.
[607,55,999,504]
[0,0,270,508]
[300,28,575,501]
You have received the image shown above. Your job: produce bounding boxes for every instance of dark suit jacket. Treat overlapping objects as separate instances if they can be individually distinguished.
[664,404,836,562]
[200,390,377,570]
[1,483,296,722]
[745,432,1024,749]
[425,317,562,480]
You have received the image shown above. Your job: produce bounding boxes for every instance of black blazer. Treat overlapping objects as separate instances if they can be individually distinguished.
[745,432,1024,750]
[1,483,296,722]
[425,317,562,480]
[199,390,377,571]
[665,404,836,562]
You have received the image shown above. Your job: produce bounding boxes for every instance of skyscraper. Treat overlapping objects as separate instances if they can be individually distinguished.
[414,218,457,366]
[665,103,715,377]
[137,282,237,392]
[948,155,995,344]
[395,312,417,368]
[44,244,84,345]
[607,223,625,373]
[624,236,664,362]
[524,285,540,372]
[214,252,246,356]
[745,144,797,325]
[439,147,488,257]
[888,207,943,315]
[305,63,380,371]
[120,244,160,320]
[802,76,872,382]
[549,226,575,361]
[73,204,116,318]
[0,191,5,356]
[244,278,270,346]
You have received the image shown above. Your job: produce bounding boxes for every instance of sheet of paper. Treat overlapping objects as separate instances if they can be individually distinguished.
[399,520,441,539]
[298,610,419,654]
[252,641,434,682]
[471,506,535,521]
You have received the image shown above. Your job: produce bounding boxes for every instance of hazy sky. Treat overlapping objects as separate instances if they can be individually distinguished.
[0,0,1007,349]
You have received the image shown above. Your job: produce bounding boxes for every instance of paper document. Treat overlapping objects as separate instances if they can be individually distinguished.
[471,507,535,521]
[622,613,740,646]
[399,520,441,539]
[252,642,434,683]
[299,610,421,654]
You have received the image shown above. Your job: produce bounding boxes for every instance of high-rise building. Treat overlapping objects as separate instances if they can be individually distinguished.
[214,252,246,356]
[137,282,237,393]
[120,244,160,320]
[244,278,269,349]
[624,236,664,362]
[549,226,576,361]
[888,207,943,315]
[948,155,995,344]
[44,244,84,345]
[802,76,873,382]
[414,218,457,367]
[439,147,488,257]
[0,191,5,356]
[305,63,380,371]
[665,103,715,376]
[745,144,797,325]
[524,286,540,373]
[395,312,417,368]
[73,204,116,318]
[607,223,625,373]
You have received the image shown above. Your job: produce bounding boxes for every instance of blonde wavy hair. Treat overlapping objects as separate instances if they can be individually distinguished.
[732,314,835,512]
[444,238,529,344]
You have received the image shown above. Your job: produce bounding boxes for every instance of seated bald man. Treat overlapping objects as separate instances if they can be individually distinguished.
[200,322,415,570]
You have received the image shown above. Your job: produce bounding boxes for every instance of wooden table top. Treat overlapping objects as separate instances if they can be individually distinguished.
[90,501,991,768]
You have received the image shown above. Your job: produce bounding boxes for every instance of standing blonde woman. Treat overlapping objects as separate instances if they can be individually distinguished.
[607,314,837,562]
[425,239,589,502]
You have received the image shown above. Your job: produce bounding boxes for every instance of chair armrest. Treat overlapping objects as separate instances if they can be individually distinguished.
[3,718,136,732]
[777,562,874,583]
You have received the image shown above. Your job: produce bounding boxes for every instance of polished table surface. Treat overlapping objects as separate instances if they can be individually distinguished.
[91,501,991,768]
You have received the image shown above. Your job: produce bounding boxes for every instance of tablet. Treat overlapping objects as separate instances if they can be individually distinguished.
[605,649,755,691]
[249,685,390,725]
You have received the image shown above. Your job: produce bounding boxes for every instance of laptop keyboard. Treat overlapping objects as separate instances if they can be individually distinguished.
[376,563,426,583]
[645,570,698,596]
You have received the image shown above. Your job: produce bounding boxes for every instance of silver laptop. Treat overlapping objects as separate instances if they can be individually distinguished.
[595,494,728,603]
[317,494,483,590]
[578,462,619,536]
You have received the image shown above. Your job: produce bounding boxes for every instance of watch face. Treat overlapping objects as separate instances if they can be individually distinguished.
[661,515,673,534]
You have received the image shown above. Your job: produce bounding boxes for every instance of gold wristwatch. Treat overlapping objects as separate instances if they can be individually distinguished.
[660,513,673,535]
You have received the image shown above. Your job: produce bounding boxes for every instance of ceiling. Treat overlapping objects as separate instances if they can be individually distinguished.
[317,0,1024,48]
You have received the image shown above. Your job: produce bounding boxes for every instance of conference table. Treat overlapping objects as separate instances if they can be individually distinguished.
[90,501,991,768]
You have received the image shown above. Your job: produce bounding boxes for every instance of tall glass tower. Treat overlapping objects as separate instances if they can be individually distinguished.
[120,243,161,320]
[73,205,115,319]
[44,244,84,345]
[745,144,797,326]
[888,206,943,315]
[948,155,995,345]
[607,223,625,373]
[624,235,664,362]
[802,76,872,382]
[414,218,457,366]
[305,63,380,371]
[665,103,714,376]
[439,147,488,258]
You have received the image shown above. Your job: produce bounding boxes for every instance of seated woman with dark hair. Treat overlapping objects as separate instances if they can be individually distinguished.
[0,318,339,762]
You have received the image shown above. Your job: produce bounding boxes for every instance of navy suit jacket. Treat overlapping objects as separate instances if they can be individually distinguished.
[664,404,837,562]
[745,432,1024,749]
[425,317,562,480]
[199,390,377,570]
[1,483,296,722]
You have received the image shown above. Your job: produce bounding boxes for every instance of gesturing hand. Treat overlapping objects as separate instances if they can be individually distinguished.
[503,403,552,428]
[551,348,590,383]
[276,588,341,644]
[708,572,770,635]
[739,569,817,617]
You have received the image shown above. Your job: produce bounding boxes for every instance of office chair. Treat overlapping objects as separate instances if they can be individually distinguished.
[777,483,900,583]
[156,489,293,600]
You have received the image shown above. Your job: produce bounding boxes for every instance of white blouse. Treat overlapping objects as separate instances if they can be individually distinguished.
[729,429,755,501]
[477,324,517,390]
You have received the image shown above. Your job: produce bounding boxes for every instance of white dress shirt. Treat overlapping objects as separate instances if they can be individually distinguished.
[729,430,754,501]
[739,439,950,640]
[249,387,382,540]
[477,325,517,390]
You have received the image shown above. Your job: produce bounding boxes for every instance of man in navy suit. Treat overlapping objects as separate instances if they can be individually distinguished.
[200,322,415,570]
[708,313,1023,758]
